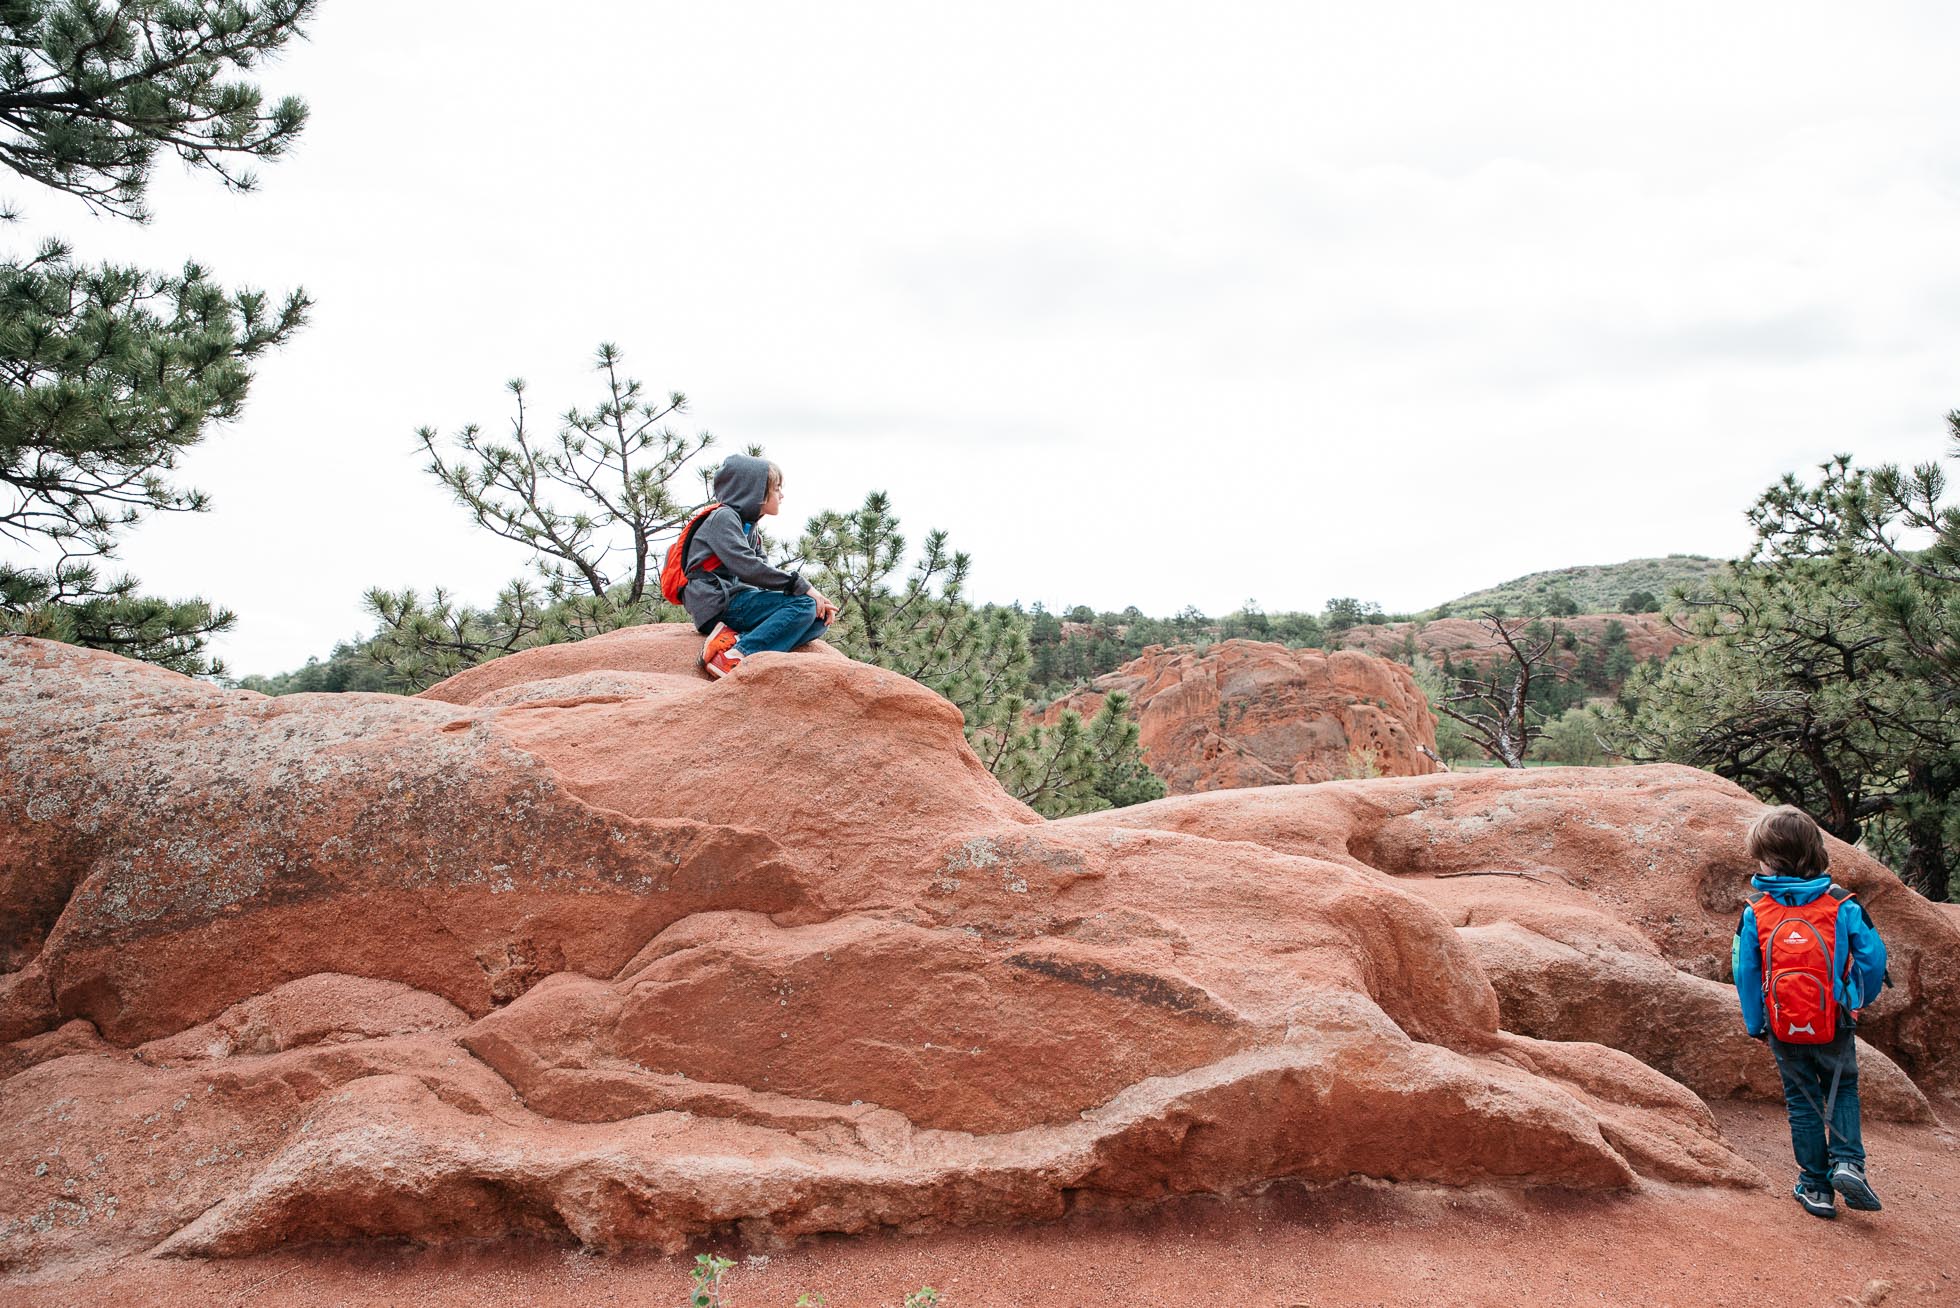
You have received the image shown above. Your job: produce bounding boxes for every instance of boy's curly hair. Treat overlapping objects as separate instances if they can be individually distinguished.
[1745,805,1830,878]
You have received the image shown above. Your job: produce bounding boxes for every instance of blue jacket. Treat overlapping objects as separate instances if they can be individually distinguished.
[1732,873,1888,1038]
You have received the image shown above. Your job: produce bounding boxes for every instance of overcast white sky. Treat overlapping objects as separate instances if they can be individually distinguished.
[11,1,1960,675]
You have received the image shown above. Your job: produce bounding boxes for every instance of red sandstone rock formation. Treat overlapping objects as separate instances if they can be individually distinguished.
[1041,639,1439,793]
[1331,612,1691,678]
[2,629,1955,1275]
[1070,768,1960,1109]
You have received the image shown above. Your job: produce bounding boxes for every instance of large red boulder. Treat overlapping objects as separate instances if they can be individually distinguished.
[5,630,1948,1274]
[1070,766,1960,1103]
[1041,639,1440,793]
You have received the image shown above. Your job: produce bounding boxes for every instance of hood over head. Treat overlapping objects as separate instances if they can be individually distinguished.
[712,454,774,522]
[1750,871,1834,907]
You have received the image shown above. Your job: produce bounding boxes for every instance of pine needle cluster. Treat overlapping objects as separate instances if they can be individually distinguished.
[1605,418,1960,900]
[0,0,313,221]
[1,1,315,674]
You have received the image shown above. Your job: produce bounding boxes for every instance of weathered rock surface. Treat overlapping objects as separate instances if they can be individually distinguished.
[416,623,841,708]
[1041,639,1439,793]
[0,636,843,1047]
[4,629,1952,1274]
[1070,767,1960,1101]
[1461,919,1930,1122]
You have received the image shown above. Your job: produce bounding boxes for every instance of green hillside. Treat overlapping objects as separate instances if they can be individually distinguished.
[1431,555,1726,616]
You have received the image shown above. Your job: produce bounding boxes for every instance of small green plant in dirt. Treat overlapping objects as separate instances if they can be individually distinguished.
[796,1296,826,1307]
[688,1253,734,1307]
[904,1289,942,1308]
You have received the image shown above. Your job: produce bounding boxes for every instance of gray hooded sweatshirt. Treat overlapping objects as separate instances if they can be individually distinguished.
[679,454,810,632]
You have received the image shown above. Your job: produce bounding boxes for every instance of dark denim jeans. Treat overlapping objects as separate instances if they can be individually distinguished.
[1769,1025,1864,1189]
[723,589,828,655]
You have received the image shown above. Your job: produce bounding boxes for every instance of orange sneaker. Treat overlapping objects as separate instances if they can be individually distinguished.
[701,624,744,679]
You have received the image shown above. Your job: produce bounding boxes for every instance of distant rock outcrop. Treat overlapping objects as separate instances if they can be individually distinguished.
[1331,612,1689,682]
[3,629,1956,1274]
[1040,639,1439,793]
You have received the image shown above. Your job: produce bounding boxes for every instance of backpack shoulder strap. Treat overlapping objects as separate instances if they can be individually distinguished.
[1823,884,1862,983]
[679,502,723,566]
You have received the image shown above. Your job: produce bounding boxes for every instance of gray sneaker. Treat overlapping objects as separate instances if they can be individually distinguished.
[1793,1181,1837,1219]
[1830,1162,1882,1211]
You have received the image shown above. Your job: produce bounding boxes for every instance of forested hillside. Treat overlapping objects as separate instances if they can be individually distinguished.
[245,556,1709,707]
[1432,555,1724,616]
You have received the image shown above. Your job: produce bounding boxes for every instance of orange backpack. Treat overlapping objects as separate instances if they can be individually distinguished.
[658,503,724,605]
[1754,886,1853,1044]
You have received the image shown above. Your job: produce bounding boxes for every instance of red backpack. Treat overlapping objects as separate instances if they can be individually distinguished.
[659,503,724,605]
[1754,885,1853,1044]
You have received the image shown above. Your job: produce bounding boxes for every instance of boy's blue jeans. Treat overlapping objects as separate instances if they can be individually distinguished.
[1769,1026,1864,1189]
[722,590,828,655]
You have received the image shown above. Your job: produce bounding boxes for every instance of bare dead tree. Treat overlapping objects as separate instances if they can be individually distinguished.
[1435,613,1568,767]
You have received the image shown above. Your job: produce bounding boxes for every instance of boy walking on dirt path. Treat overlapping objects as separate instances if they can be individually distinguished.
[1732,805,1890,1221]
[670,454,837,679]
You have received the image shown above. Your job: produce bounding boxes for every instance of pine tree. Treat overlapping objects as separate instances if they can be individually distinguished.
[233,634,406,695]
[1606,425,1959,900]
[1,1,315,674]
[364,346,718,688]
[363,579,641,693]
[1412,657,1479,764]
[415,344,713,607]
[801,491,1161,816]
[0,0,312,220]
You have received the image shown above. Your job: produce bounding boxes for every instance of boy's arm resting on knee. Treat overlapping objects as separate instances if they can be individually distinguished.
[693,511,811,596]
[1733,906,1767,1037]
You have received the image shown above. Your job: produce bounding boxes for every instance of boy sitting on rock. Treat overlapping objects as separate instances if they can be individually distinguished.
[673,454,837,678]
[1732,805,1889,1220]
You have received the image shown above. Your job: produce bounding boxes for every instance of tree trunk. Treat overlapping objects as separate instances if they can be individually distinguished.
[1900,762,1953,903]
[627,524,649,604]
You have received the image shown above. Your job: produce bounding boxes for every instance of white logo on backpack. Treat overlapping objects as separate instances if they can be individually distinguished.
[1784,930,1806,945]
[1788,1022,1814,1036]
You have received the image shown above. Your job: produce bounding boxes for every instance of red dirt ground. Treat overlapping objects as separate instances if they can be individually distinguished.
[7,1101,1953,1308]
